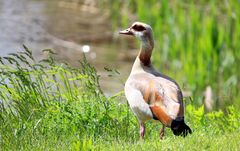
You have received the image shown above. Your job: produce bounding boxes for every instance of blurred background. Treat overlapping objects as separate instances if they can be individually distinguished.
[0,0,239,110]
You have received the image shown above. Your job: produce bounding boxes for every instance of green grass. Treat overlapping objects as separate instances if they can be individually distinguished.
[0,46,240,150]
[94,132,240,151]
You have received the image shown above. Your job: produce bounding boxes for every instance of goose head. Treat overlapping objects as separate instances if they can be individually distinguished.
[119,22,154,66]
[119,22,154,46]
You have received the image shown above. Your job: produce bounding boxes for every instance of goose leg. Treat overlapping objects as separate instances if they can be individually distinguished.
[160,125,165,140]
[140,122,145,139]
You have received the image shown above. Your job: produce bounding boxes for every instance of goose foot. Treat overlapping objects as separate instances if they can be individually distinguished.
[160,126,165,140]
[140,122,145,139]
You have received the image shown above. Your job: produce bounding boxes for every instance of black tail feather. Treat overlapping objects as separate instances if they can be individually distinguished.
[171,119,192,137]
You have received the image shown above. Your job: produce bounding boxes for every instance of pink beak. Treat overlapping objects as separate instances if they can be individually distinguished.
[119,28,133,35]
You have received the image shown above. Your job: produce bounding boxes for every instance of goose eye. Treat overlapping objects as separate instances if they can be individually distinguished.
[132,25,146,31]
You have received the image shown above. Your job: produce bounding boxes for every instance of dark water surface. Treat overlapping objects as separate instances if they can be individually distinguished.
[0,0,137,94]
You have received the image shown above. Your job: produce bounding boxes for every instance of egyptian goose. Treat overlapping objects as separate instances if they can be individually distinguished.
[119,22,192,139]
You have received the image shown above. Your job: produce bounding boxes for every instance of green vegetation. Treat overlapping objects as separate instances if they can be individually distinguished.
[0,46,133,150]
[0,46,240,150]
[106,0,240,109]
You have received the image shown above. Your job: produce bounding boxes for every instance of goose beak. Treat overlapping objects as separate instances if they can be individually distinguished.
[119,28,133,35]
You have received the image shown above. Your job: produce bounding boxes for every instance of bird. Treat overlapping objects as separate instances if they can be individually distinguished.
[119,22,192,139]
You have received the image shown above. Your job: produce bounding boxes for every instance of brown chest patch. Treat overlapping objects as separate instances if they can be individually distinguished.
[139,53,151,66]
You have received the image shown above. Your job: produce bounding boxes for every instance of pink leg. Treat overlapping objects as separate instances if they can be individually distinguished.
[160,125,165,140]
[140,122,145,139]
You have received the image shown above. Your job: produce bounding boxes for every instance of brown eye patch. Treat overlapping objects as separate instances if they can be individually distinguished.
[132,24,146,31]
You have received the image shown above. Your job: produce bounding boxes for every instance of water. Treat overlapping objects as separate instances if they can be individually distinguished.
[0,0,137,95]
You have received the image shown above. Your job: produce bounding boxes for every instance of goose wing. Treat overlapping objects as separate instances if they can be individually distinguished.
[125,73,184,126]
[144,76,184,126]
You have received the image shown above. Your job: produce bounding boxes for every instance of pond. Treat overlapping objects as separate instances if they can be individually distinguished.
[0,0,137,95]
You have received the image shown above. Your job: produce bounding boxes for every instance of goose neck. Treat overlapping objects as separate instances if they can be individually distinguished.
[138,39,154,66]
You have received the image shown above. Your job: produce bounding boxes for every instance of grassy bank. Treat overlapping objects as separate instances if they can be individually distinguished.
[0,46,134,149]
[0,47,240,150]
